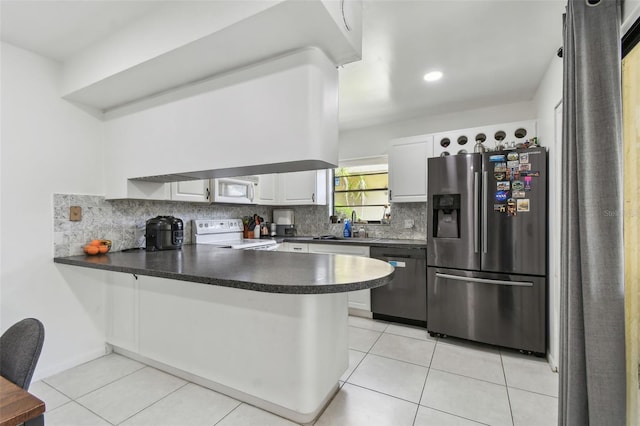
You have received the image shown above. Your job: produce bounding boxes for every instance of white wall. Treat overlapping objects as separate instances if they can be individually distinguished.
[338,101,536,160]
[0,43,108,380]
[533,53,563,370]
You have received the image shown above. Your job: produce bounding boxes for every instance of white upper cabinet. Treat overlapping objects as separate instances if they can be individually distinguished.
[256,174,278,205]
[132,170,327,204]
[388,135,434,203]
[278,170,327,205]
[170,180,211,203]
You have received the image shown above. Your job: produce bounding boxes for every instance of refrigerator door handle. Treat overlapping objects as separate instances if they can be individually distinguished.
[435,273,533,287]
[482,171,488,254]
[474,172,480,253]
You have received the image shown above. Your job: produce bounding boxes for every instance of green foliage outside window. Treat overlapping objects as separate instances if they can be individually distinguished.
[334,167,390,223]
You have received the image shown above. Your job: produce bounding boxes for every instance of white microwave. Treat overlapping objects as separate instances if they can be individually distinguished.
[213,176,258,204]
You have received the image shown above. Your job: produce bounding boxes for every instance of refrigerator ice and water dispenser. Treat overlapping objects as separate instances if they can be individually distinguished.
[432,194,461,239]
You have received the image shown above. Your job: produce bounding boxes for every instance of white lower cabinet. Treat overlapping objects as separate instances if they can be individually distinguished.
[104,273,348,424]
[306,243,371,316]
[106,272,139,352]
[281,242,309,253]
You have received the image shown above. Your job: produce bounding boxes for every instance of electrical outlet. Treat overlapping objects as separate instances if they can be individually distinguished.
[69,206,82,221]
[404,219,414,229]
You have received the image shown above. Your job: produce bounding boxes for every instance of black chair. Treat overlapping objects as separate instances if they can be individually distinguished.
[0,318,45,390]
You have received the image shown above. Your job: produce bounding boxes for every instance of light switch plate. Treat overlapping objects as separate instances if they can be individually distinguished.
[70,206,82,221]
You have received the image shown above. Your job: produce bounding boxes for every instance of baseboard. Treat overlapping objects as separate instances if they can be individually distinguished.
[112,346,337,425]
[547,351,559,372]
[348,308,372,318]
[32,346,109,382]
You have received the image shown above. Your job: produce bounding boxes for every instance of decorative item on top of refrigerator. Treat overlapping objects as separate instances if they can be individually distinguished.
[426,148,548,355]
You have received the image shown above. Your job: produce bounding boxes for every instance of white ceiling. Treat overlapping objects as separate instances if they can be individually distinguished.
[0,0,566,131]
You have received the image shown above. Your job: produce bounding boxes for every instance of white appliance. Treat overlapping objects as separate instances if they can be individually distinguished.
[273,208,296,236]
[213,176,258,204]
[193,219,278,251]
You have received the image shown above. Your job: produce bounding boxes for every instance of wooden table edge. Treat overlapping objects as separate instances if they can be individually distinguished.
[0,377,45,426]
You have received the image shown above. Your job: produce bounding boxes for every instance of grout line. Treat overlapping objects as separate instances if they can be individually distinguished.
[61,399,118,426]
[500,350,516,426]
[114,381,190,425]
[345,382,422,407]
[42,359,146,401]
[363,351,431,369]
[40,399,74,414]
[506,384,559,399]
[428,366,507,387]
[340,350,367,384]
[212,402,245,426]
[417,404,492,426]
[412,335,438,425]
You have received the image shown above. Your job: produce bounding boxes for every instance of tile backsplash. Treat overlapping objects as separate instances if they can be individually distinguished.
[53,194,427,257]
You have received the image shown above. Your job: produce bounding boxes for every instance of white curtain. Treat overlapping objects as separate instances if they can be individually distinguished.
[559,0,626,425]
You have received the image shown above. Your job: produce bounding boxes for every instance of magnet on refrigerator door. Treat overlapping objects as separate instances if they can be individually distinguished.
[519,163,532,171]
[496,191,509,202]
[507,152,519,161]
[497,181,511,191]
[507,198,517,216]
[517,199,530,212]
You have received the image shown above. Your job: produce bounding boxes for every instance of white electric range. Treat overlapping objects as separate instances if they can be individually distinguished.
[193,219,279,251]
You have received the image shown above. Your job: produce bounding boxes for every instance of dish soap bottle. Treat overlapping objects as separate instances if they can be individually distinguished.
[343,219,351,238]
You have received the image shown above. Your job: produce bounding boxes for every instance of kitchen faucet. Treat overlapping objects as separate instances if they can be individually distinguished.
[351,210,357,224]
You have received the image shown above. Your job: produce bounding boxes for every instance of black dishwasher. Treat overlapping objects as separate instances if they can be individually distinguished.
[370,246,427,327]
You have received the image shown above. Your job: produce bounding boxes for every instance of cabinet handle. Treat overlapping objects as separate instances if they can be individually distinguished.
[389,189,392,201]
[206,188,210,201]
[312,193,315,203]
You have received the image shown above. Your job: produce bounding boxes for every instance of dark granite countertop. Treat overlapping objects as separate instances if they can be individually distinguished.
[283,236,427,249]
[53,245,394,294]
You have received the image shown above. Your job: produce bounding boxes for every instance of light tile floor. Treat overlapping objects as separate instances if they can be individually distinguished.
[30,317,558,426]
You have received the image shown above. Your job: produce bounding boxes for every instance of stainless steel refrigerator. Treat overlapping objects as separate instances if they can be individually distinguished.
[426,148,547,354]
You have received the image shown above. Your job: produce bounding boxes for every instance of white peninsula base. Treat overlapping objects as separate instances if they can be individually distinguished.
[107,273,348,424]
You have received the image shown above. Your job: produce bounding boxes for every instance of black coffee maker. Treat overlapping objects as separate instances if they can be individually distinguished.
[145,216,184,251]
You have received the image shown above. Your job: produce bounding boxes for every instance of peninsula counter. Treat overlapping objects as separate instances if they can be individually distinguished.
[54,245,394,424]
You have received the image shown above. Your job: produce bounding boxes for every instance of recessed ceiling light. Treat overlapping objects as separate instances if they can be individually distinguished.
[423,71,443,82]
